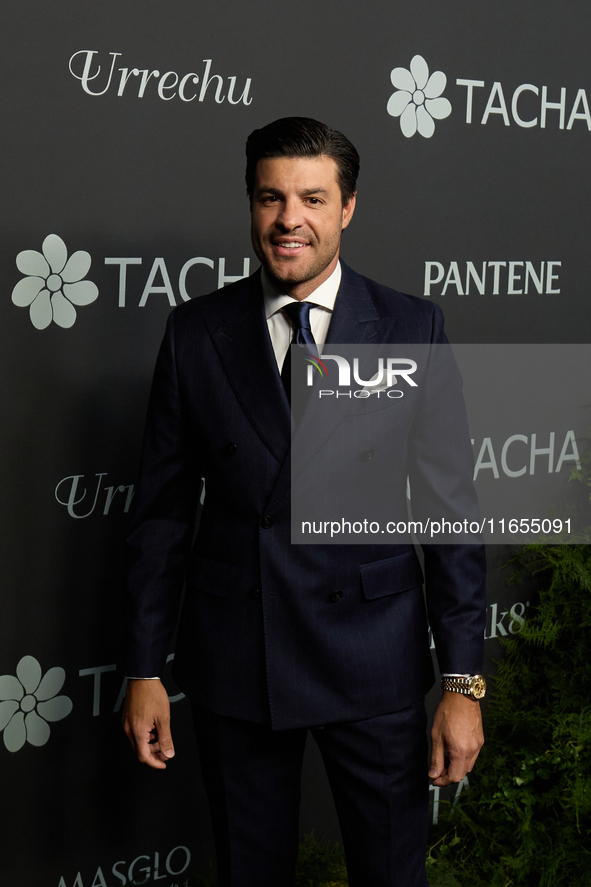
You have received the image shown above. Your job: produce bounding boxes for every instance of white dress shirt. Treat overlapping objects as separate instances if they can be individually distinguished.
[262,261,342,370]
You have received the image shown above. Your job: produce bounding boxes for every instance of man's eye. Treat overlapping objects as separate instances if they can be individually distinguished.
[307,197,321,205]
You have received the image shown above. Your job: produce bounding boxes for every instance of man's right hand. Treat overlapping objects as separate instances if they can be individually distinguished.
[122,678,175,769]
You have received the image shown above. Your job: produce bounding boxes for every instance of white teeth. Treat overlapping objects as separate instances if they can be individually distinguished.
[279,242,305,249]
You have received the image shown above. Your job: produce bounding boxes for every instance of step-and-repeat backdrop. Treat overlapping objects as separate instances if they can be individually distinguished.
[2,1,589,883]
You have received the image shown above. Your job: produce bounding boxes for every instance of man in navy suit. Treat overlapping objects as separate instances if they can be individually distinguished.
[123,117,486,886]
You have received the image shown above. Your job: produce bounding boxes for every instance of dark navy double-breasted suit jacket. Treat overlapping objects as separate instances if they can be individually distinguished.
[125,262,486,731]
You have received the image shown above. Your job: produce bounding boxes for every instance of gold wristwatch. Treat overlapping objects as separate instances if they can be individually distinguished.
[441,674,486,700]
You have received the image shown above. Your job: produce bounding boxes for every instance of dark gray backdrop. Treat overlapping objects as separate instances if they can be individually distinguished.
[2,2,590,884]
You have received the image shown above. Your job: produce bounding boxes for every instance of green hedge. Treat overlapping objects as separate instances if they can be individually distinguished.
[427,541,591,887]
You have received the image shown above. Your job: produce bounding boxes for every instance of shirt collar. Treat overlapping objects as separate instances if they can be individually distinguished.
[262,261,342,320]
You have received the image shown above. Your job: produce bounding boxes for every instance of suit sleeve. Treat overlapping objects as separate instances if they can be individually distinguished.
[407,304,487,675]
[123,309,201,677]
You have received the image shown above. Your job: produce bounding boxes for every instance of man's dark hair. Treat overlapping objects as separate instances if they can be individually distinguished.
[245,116,360,206]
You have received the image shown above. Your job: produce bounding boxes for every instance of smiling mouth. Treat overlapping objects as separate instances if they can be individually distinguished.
[273,241,308,251]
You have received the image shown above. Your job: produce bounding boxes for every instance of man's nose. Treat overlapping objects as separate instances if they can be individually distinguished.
[275,198,303,231]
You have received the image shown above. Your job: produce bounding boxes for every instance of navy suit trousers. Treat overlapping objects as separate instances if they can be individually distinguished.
[192,702,430,887]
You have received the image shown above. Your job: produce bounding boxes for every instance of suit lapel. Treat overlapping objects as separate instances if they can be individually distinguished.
[207,271,291,465]
[324,262,383,346]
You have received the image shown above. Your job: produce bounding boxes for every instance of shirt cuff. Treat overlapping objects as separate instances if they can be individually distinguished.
[125,676,161,680]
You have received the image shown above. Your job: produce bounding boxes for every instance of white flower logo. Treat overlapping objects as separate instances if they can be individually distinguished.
[11,234,99,330]
[0,655,73,752]
[387,55,452,138]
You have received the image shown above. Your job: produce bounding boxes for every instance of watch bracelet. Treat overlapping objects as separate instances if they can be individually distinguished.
[441,675,486,698]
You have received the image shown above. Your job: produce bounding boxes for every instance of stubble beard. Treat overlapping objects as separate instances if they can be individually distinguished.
[252,229,341,292]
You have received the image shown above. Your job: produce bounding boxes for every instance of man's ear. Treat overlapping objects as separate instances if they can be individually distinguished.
[341,192,357,230]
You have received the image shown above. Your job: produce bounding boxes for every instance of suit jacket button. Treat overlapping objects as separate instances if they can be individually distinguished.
[360,448,375,462]
[250,587,261,600]
[329,589,343,602]
[261,516,274,529]
[225,442,238,455]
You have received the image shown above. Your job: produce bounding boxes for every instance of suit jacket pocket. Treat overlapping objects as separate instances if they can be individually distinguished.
[360,550,424,600]
[185,554,236,598]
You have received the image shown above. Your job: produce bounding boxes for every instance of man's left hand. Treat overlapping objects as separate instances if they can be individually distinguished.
[429,691,484,786]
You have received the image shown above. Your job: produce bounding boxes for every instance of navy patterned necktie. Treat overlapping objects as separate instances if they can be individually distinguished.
[280,301,318,408]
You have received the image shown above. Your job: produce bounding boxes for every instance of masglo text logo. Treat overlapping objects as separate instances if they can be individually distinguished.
[58,845,191,887]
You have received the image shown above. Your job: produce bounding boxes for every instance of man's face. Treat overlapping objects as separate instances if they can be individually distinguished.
[250,155,356,300]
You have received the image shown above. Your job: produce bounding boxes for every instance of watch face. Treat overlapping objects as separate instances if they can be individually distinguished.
[470,676,486,699]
